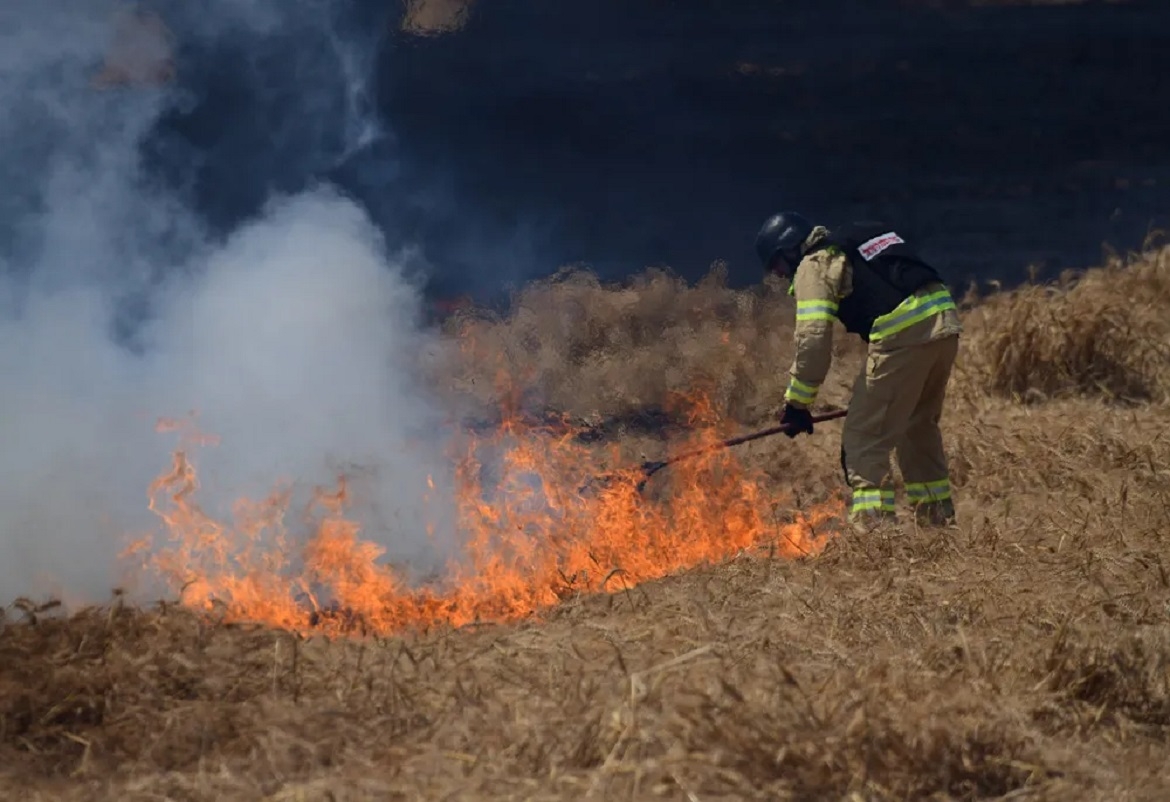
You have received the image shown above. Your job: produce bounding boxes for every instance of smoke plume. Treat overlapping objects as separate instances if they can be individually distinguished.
[0,0,459,606]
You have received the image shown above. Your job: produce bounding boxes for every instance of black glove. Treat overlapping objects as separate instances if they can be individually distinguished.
[780,404,814,438]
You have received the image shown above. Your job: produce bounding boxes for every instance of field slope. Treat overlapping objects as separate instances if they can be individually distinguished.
[3,244,1170,800]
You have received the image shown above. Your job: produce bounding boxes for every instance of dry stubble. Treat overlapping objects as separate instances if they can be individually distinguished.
[4,245,1170,800]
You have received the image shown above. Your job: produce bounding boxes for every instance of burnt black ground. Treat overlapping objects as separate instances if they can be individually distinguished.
[144,0,1170,305]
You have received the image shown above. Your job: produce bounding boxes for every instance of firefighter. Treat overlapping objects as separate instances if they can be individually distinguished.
[754,212,963,530]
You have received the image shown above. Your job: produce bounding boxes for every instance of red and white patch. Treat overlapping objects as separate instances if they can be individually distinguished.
[857,231,904,261]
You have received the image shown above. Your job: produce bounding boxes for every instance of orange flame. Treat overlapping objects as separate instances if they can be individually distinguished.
[125,393,842,638]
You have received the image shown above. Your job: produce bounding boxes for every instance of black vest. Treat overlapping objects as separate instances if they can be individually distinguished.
[804,223,945,342]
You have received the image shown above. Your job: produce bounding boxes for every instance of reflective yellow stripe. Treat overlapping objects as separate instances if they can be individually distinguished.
[795,298,839,323]
[851,484,893,515]
[784,377,819,405]
[852,488,896,514]
[906,479,952,503]
[870,289,956,342]
[851,488,883,513]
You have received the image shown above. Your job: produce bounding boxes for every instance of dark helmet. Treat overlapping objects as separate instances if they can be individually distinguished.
[755,211,814,274]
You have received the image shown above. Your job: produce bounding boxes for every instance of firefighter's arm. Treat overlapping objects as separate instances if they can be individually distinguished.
[784,250,847,409]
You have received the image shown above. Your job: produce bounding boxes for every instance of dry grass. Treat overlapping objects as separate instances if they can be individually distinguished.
[436,264,865,429]
[957,238,1170,405]
[6,243,1170,799]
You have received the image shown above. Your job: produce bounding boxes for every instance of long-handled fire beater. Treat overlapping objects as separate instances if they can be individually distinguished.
[584,408,848,494]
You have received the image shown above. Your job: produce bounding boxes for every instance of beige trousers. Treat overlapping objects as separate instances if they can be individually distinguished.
[840,333,959,521]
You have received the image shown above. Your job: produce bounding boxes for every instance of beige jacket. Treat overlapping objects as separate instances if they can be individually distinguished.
[783,226,963,409]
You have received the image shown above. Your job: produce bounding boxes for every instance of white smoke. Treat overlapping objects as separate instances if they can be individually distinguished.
[0,0,460,606]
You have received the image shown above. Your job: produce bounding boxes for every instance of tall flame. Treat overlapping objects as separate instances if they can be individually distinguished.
[125,385,842,637]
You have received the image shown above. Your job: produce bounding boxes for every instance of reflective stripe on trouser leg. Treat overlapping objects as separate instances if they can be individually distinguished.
[843,438,895,518]
[850,487,896,516]
[905,479,952,505]
[893,334,960,518]
[841,350,901,521]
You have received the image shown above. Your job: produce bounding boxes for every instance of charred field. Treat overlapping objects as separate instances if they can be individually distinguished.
[3,242,1170,801]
